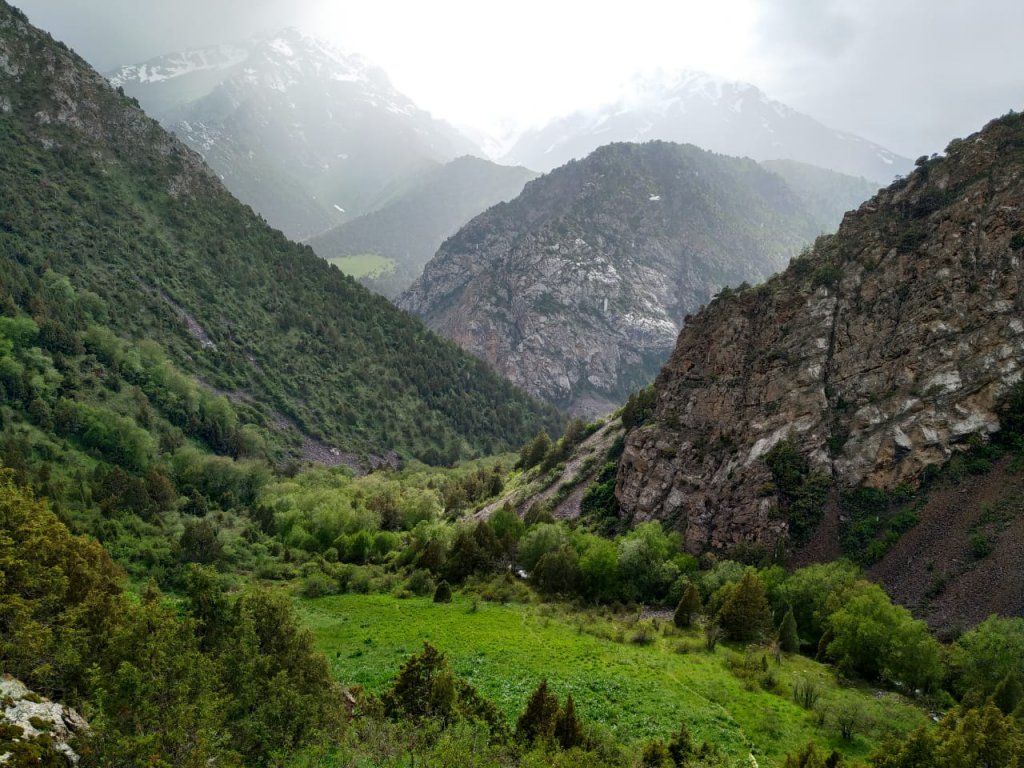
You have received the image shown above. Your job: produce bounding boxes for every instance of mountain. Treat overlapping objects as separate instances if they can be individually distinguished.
[614,113,1024,626]
[760,160,880,232]
[109,29,479,240]
[309,156,538,297]
[503,71,912,184]
[399,141,836,417]
[0,6,561,465]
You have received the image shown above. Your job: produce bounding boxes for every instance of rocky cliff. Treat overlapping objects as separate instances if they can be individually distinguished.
[616,113,1024,554]
[399,141,839,416]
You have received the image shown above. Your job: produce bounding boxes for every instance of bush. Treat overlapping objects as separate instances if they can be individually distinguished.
[433,580,453,604]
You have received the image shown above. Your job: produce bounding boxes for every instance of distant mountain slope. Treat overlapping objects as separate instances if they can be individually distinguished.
[615,114,1024,600]
[0,5,561,463]
[309,156,538,297]
[760,160,880,233]
[503,71,912,184]
[109,30,480,240]
[399,141,827,416]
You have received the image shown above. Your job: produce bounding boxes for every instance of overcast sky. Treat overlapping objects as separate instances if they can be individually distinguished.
[15,0,1024,157]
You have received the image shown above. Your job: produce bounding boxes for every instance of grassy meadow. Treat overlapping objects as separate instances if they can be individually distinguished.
[299,593,929,767]
[327,253,397,278]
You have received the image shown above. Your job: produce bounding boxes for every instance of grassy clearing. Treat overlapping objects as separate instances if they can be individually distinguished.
[327,253,396,278]
[299,593,928,767]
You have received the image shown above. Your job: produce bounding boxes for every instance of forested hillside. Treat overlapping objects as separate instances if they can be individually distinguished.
[0,4,561,468]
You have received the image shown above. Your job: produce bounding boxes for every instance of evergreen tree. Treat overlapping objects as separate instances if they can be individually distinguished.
[433,580,453,604]
[717,570,772,642]
[640,739,672,767]
[666,721,693,765]
[674,584,702,629]
[991,673,1024,716]
[553,693,586,750]
[779,606,800,653]
[518,431,552,470]
[515,679,560,744]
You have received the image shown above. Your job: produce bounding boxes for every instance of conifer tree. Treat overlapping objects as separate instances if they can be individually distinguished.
[991,673,1024,716]
[718,570,772,642]
[433,580,453,603]
[779,606,800,653]
[554,693,585,750]
[674,584,702,629]
[515,679,560,744]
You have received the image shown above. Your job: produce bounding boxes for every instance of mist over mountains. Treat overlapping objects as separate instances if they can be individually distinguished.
[110,28,479,239]
[108,30,910,252]
[502,71,913,183]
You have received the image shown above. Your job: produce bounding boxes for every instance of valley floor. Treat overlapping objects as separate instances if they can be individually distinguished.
[299,593,929,768]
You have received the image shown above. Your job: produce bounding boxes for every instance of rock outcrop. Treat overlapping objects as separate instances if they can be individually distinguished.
[616,113,1024,552]
[1,675,87,765]
[400,141,841,416]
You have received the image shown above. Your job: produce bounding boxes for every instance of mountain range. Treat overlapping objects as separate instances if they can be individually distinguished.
[399,141,873,415]
[614,114,1024,627]
[0,12,560,466]
[109,29,479,240]
[503,71,913,184]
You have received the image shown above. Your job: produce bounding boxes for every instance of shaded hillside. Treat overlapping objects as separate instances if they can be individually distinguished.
[400,141,825,416]
[503,71,911,183]
[309,156,537,297]
[0,5,561,465]
[615,114,1024,604]
[110,29,479,240]
[761,159,879,233]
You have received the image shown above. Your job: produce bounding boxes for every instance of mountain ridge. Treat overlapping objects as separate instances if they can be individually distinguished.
[0,6,561,464]
[614,113,1024,586]
[503,69,912,184]
[109,28,480,240]
[399,140,858,416]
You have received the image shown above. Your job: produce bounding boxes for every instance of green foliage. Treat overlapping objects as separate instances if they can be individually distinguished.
[518,431,553,471]
[621,385,657,431]
[674,584,702,629]
[764,438,830,544]
[824,581,942,692]
[0,16,561,469]
[838,486,918,565]
[870,704,1024,768]
[581,461,621,528]
[515,679,560,744]
[948,616,1024,701]
[717,570,772,642]
[434,580,453,604]
[779,608,800,653]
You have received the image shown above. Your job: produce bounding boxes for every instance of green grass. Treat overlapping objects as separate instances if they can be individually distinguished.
[327,254,396,278]
[299,593,928,767]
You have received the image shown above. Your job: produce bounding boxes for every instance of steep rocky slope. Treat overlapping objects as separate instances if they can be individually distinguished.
[503,71,911,183]
[309,156,538,297]
[110,29,478,239]
[616,113,1024,558]
[400,141,837,416]
[0,4,560,463]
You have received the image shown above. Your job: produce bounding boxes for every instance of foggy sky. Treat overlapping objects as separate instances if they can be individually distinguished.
[15,0,1024,158]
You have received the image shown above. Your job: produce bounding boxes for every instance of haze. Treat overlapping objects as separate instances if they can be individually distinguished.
[15,0,1024,157]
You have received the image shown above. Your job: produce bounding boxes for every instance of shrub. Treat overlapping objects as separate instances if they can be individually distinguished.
[433,580,453,604]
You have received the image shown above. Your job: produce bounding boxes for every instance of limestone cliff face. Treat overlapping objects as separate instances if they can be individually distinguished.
[399,141,829,416]
[616,114,1024,552]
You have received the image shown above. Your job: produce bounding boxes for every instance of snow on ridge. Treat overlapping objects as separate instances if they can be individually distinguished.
[268,38,295,58]
[109,45,248,86]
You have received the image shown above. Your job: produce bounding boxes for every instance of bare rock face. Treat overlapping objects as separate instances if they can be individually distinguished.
[616,113,1024,552]
[400,141,828,416]
[1,675,87,765]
